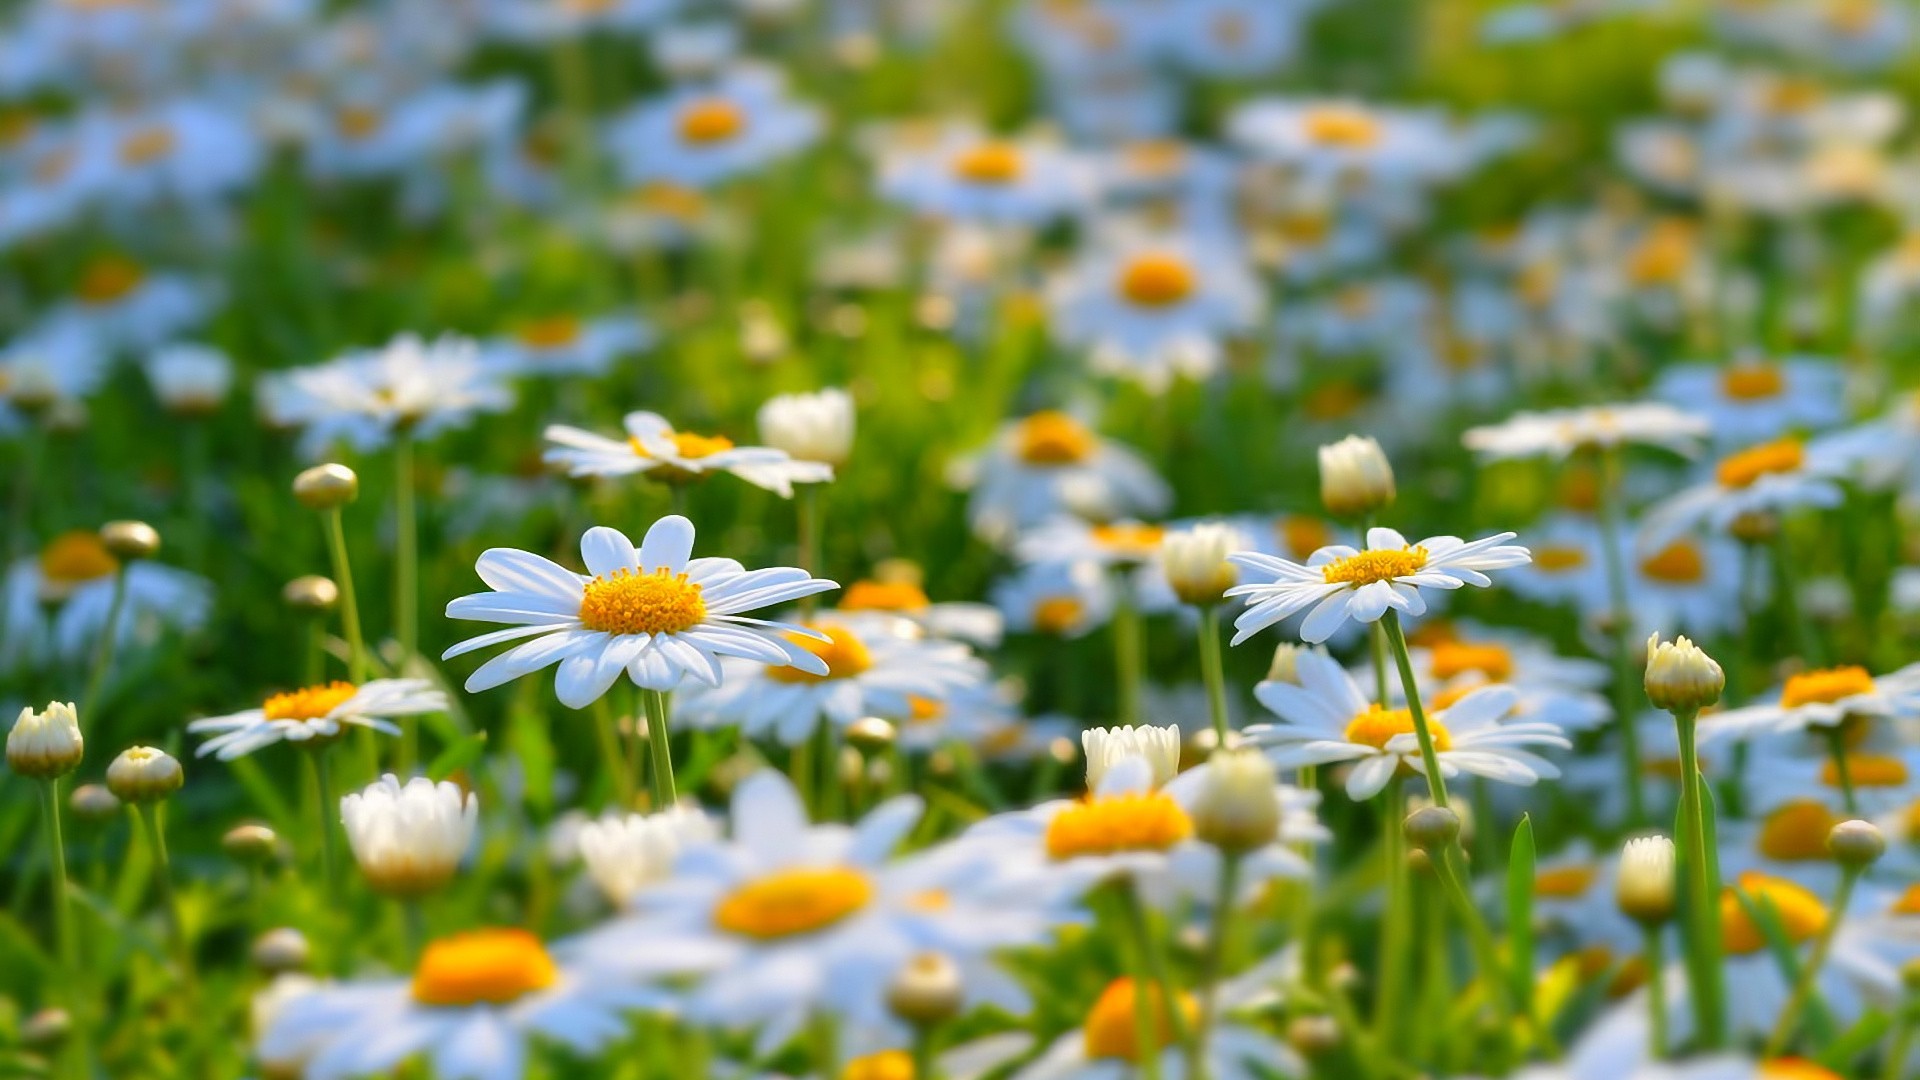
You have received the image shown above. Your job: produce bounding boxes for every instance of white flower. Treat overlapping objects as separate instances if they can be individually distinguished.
[756,388,854,467]
[1654,355,1847,448]
[1159,522,1245,606]
[339,774,477,897]
[1637,435,1850,550]
[442,516,838,706]
[576,805,718,907]
[7,701,82,779]
[544,410,831,497]
[1,530,210,670]
[145,342,233,414]
[603,64,820,189]
[1642,634,1725,713]
[1706,663,1920,739]
[262,334,513,458]
[1010,973,1304,1080]
[478,313,652,379]
[1462,402,1711,461]
[1082,724,1182,789]
[953,411,1170,544]
[877,125,1095,227]
[1318,434,1396,517]
[187,679,446,761]
[1226,526,1532,644]
[1616,836,1677,924]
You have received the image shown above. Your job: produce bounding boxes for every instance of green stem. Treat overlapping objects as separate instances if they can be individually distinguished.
[1772,530,1823,666]
[1643,925,1668,1059]
[134,804,185,967]
[593,698,635,808]
[1764,868,1860,1058]
[1674,708,1728,1049]
[79,569,129,717]
[641,689,678,809]
[910,1024,938,1080]
[1823,727,1858,816]
[1119,887,1168,1080]
[1375,781,1410,1047]
[1380,610,1449,809]
[1197,606,1230,743]
[1114,577,1145,727]
[323,508,370,684]
[1188,852,1242,1080]
[1885,1007,1916,1080]
[306,749,340,900]
[394,432,420,771]
[1595,450,1648,827]
[39,781,74,979]
[796,484,823,619]
[1434,844,1537,1052]
[812,717,841,822]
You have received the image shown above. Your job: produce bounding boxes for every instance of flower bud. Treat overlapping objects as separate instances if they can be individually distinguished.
[1616,835,1677,925]
[1403,805,1461,852]
[340,774,477,897]
[1318,435,1395,518]
[282,575,340,613]
[756,387,854,467]
[7,702,83,780]
[293,463,359,510]
[99,520,161,561]
[106,746,183,803]
[20,1007,71,1050]
[1190,748,1282,854]
[252,927,312,974]
[846,716,896,753]
[1644,633,1724,713]
[1159,522,1244,607]
[147,343,233,416]
[886,951,965,1027]
[224,823,281,865]
[577,805,716,907]
[1286,1015,1340,1057]
[1082,725,1182,789]
[69,783,120,822]
[1267,643,1311,684]
[1827,819,1885,869]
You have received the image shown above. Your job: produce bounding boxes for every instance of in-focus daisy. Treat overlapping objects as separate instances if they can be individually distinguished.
[262,334,514,458]
[187,679,447,760]
[1247,648,1569,799]
[1,530,211,669]
[543,410,831,498]
[603,65,820,189]
[442,515,838,707]
[1226,526,1532,644]
[952,411,1171,544]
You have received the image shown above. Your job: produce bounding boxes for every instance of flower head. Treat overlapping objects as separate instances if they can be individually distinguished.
[757,387,854,467]
[340,774,477,898]
[1082,725,1182,790]
[7,702,82,780]
[1644,633,1725,712]
[1318,435,1395,517]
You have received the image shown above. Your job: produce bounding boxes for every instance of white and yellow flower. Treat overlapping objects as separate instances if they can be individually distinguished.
[187,679,446,760]
[1010,973,1303,1080]
[479,312,652,379]
[1463,403,1711,462]
[1637,436,1850,550]
[262,334,513,458]
[2,530,210,669]
[544,410,831,497]
[1655,355,1847,448]
[954,411,1171,545]
[603,65,820,189]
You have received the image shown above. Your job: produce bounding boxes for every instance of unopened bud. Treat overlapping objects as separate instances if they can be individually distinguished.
[20,1008,71,1050]
[886,951,965,1027]
[1160,523,1244,607]
[69,783,120,822]
[106,746,183,803]
[1286,1015,1341,1057]
[100,520,161,561]
[1828,819,1885,868]
[7,702,83,780]
[1616,835,1677,925]
[1318,435,1396,518]
[293,463,359,510]
[1644,633,1724,713]
[252,927,312,974]
[224,823,280,864]
[282,575,340,613]
[1403,805,1461,852]
[846,716,896,753]
[1191,748,1282,854]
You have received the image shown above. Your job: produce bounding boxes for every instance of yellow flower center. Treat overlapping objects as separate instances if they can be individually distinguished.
[1535,865,1598,899]
[1532,545,1588,573]
[336,106,384,141]
[713,867,873,939]
[411,929,559,1006]
[1343,705,1453,752]
[1722,873,1828,955]
[1429,641,1513,683]
[1091,522,1166,559]
[766,624,873,684]
[1625,221,1694,286]
[842,1051,914,1080]
[75,256,144,305]
[118,126,176,166]
[1045,793,1192,860]
[904,696,944,725]
[952,141,1024,185]
[1721,364,1786,401]
[576,569,708,636]
[40,531,119,585]
[1032,596,1085,635]
[677,99,746,144]
[1320,546,1429,586]
[1715,438,1804,489]
[514,315,582,349]
[839,580,931,612]
[1780,665,1874,710]
[263,681,359,722]
[1891,884,1920,917]
[1115,254,1196,308]
[1277,516,1333,560]
[1083,978,1199,1062]
[1762,1059,1845,1080]
[1014,410,1095,465]
[1556,465,1601,511]
[1302,107,1380,147]
[1123,139,1186,177]
[1822,752,1907,788]
[1639,541,1706,584]
[1757,799,1839,862]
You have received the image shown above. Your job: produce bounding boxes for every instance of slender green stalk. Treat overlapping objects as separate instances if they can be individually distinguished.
[641,689,678,808]
[1188,852,1243,1080]
[1595,449,1648,827]
[1642,926,1668,1058]
[306,749,340,899]
[393,431,420,771]
[1114,578,1145,727]
[323,508,370,683]
[910,1025,938,1080]
[811,717,841,821]
[593,697,634,807]
[134,804,185,966]
[79,569,129,717]
[1772,530,1823,666]
[796,484,823,618]
[38,781,75,977]
[1375,781,1411,1047]
[1886,1006,1917,1080]
[1673,708,1727,1049]
[1433,845,1536,1052]
[1119,887,1167,1080]
[1380,610,1449,809]
[1197,606,1230,742]
[1764,867,1860,1057]
[1823,727,1858,815]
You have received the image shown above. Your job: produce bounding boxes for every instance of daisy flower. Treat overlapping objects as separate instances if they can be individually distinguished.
[1,530,210,669]
[836,575,1005,648]
[1742,741,1920,819]
[1010,973,1305,1080]
[255,927,668,1080]
[1637,436,1850,550]
[263,334,513,458]
[992,561,1115,639]
[877,125,1095,227]
[1227,97,1475,185]
[1703,662,1920,739]
[951,411,1171,544]
[543,410,831,498]
[187,679,446,761]
[1368,627,1613,734]
[441,515,839,707]
[603,64,820,189]
[1247,648,1569,799]
[1463,402,1711,462]
[1225,526,1533,645]
[46,255,216,352]
[1654,355,1847,448]
[479,312,652,379]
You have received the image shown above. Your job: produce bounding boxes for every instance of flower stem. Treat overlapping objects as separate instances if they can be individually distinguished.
[910,1025,938,1080]
[393,431,420,772]
[1772,530,1823,666]
[1375,780,1410,1047]
[1118,886,1170,1080]
[1764,867,1860,1057]
[1823,727,1858,815]
[641,688,678,809]
[323,508,370,684]
[306,749,340,900]
[134,804,186,969]
[1643,925,1668,1058]
[1595,449,1648,827]
[1673,707,1728,1049]
[1380,610,1449,809]
[1434,843,1542,1053]
[38,780,75,978]
[1188,852,1242,1080]
[1114,577,1144,727]
[796,484,823,619]
[1198,606,1230,743]
[1363,513,1391,707]
[80,568,129,718]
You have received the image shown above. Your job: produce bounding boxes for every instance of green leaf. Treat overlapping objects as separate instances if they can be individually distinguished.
[1820,1009,1889,1073]
[426,731,489,781]
[1505,814,1537,1014]
[507,704,555,818]
[1734,887,1836,1043]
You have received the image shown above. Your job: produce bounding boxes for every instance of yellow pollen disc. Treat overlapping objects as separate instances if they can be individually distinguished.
[767,624,873,684]
[1045,793,1192,860]
[1032,596,1085,635]
[1608,954,1649,999]
[1891,884,1920,917]
[1115,254,1196,308]
[336,106,384,141]
[1124,139,1186,177]
[264,681,358,722]
[839,580,931,612]
[1572,944,1614,981]
[905,696,944,725]
[1014,410,1095,465]
[1722,873,1828,955]
[952,141,1024,185]
[514,315,582,349]
[904,888,950,912]
[677,98,746,144]
[1320,546,1429,586]
[1429,641,1513,683]
[1091,522,1166,559]
[75,256,144,305]
[1781,665,1874,709]
[411,929,558,1006]
[1302,107,1380,148]
[1343,705,1452,752]
[664,431,735,459]
[1301,382,1367,421]
[1534,865,1597,898]
[1555,465,1601,511]
[713,867,873,939]
[1761,1059,1845,1080]
[1639,541,1705,584]
[1625,221,1694,286]
[1715,438,1804,489]
[1083,978,1199,1062]
[1532,545,1588,573]
[1279,516,1334,560]
[576,569,707,636]
[1721,364,1785,401]
[1822,752,1907,788]
[40,531,120,584]
[842,1051,914,1080]
[1757,800,1837,861]
[118,126,176,166]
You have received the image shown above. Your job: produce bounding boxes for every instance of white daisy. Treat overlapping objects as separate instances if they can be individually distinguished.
[603,64,820,189]
[1637,436,1850,550]
[1,530,211,670]
[186,679,447,760]
[877,125,1095,227]
[1654,355,1848,448]
[1010,971,1305,1080]
[1704,663,1920,739]
[543,410,831,497]
[992,561,1116,639]
[441,515,838,707]
[262,334,514,458]
[1225,526,1533,645]
[1463,402,1711,462]
[576,804,720,908]
[479,312,652,379]
[835,576,1005,648]
[951,411,1171,545]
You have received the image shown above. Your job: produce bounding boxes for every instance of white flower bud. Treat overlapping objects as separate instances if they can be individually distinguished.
[146,344,233,416]
[1190,748,1282,854]
[576,804,717,907]
[1616,835,1677,925]
[1267,643,1312,684]
[1082,724,1182,789]
[1318,435,1395,517]
[1159,522,1244,607]
[885,950,965,1027]
[7,702,83,780]
[106,746,182,802]
[1644,633,1724,712]
[1828,819,1885,868]
[756,388,854,467]
[339,774,476,898]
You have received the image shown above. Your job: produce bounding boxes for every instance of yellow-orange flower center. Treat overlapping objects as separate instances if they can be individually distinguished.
[952,141,1024,185]
[1757,799,1837,861]
[1083,978,1199,1062]
[1535,865,1598,898]
[576,569,707,636]
[1032,596,1085,635]
[678,99,746,144]
[842,1050,914,1080]
[1014,410,1095,465]
[766,624,873,684]
[411,929,558,1006]
[1302,107,1380,147]
[713,867,873,939]
[1625,221,1694,286]
[1761,1059,1845,1080]
[40,531,120,585]
[514,315,582,349]
[1715,438,1804,489]
[1780,665,1874,709]
[840,580,932,612]
[1429,641,1513,683]
[1822,752,1907,788]
[118,126,176,166]
[1343,705,1452,752]
[1639,541,1706,584]
[1721,364,1786,401]
[1722,872,1828,955]
[336,106,384,141]
[1890,884,1920,917]
[263,681,359,722]
[1115,254,1196,308]
[1532,545,1589,573]
[75,256,144,305]
[1091,522,1166,560]
[1321,546,1429,586]
[1045,793,1192,860]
